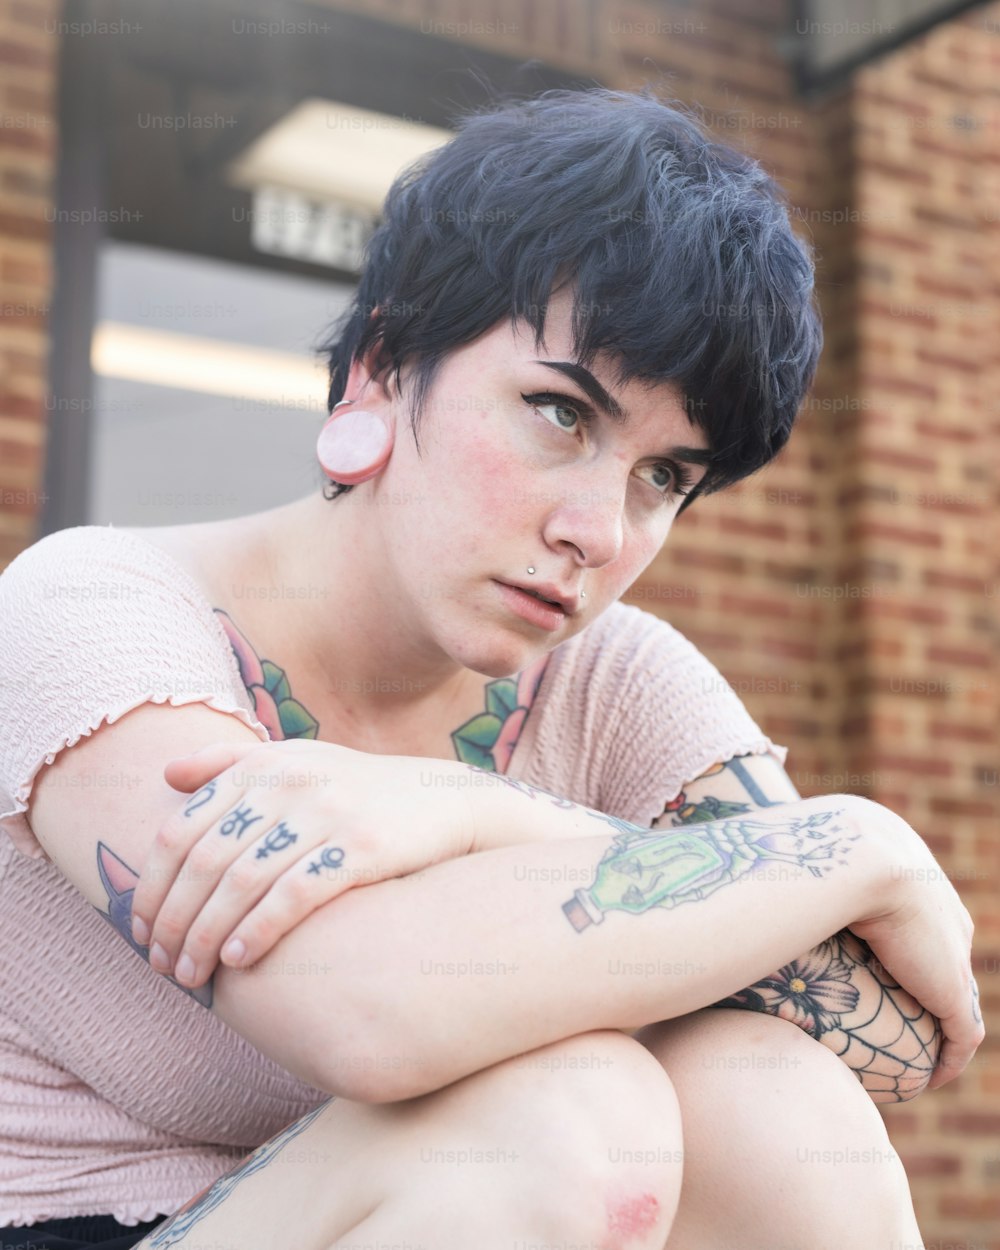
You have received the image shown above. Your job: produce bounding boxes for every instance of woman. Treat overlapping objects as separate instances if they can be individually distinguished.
[0,87,979,1250]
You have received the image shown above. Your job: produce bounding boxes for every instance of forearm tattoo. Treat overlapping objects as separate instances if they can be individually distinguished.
[471,759,933,1099]
[660,770,942,1102]
[716,929,942,1101]
[561,807,855,930]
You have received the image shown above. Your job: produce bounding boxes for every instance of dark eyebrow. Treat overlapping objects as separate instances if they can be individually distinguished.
[532,359,713,467]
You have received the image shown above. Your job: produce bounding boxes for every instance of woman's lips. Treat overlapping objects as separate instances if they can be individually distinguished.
[494,580,567,631]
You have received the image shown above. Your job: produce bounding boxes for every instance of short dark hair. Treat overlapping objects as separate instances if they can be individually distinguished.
[318,86,822,515]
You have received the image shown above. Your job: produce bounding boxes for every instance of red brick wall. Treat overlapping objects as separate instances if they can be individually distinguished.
[606,6,1000,1242]
[608,6,1000,1242]
[849,17,1000,1238]
[0,0,57,564]
[2,0,998,1243]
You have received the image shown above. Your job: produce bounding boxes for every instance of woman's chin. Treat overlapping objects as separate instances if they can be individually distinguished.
[453,637,550,682]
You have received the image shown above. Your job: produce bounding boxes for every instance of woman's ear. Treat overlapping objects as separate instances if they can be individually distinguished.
[318,308,397,485]
[316,404,393,485]
[337,303,396,407]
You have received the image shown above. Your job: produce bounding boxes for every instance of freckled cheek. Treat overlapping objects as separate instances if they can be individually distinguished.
[447,423,530,518]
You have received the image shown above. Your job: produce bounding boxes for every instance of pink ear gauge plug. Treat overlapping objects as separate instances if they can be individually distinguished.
[316,399,394,485]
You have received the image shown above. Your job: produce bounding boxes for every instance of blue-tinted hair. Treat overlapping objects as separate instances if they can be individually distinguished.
[319,86,822,515]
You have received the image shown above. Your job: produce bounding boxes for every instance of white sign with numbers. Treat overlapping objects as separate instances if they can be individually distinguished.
[249,184,375,272]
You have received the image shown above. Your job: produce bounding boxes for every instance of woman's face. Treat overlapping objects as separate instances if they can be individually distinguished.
[367,289,712,678]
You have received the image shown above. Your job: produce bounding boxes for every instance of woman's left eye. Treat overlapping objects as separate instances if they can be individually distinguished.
[638,461,694,500]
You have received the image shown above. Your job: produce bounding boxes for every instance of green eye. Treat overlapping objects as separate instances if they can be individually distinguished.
[637,461,694,500]
[520,389,696,505]
[521,391,589,432]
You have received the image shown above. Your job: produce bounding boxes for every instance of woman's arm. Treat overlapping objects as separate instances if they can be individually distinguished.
[714,928,942,1102]
[210,784,970,1101]
[657,755,942,1101]
[29,702,975,1105]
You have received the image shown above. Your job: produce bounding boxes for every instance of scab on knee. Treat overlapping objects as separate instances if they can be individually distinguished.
[605,1190,663,1249]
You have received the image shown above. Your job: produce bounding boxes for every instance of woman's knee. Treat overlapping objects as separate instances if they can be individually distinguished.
[640,1006,893,1143]
[637,1009,917,1247]
[399,1029,685,1247]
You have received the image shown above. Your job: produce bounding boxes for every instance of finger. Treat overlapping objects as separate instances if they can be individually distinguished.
[928,1008,981,1089]
[163,742,260,791]
[174,839,351,986]
[151,782,328,980]
[929,1033,973,1089]
[147,786,291,974]
[134,771,264,965]
[928,1000,984,1090]
[218,842,353,972]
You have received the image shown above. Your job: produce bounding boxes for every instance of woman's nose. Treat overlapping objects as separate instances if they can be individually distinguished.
[548,471,627,569]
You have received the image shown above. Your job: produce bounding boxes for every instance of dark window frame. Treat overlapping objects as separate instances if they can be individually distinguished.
[42,0,594,535]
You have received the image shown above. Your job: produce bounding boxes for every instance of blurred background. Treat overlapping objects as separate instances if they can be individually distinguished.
[1,0,998,1242]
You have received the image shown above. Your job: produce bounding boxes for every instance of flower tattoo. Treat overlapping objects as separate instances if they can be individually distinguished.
[750,941,861,1037]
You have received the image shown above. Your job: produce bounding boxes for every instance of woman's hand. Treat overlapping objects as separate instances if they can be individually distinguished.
[846,797,984,1091]
[130,739,478,988]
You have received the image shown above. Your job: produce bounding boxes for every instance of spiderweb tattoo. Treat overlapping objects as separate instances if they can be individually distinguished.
[652,770,943,1103]
[715,929,942,1103]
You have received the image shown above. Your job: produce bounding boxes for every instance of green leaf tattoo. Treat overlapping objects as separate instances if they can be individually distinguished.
[452,712,504,769]
[484,677,519,720]
[450,675,520,770]
[261,658,291,704]
[215,608,319,740]
[451,667,543,771]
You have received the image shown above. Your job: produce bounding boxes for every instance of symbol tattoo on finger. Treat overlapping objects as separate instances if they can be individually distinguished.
[220,803,264,840]
[255,820,299,859]
[183,779,217,817]
[307,847,346,876]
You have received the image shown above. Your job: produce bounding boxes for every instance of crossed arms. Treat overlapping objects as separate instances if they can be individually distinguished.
[28,701,958,1104]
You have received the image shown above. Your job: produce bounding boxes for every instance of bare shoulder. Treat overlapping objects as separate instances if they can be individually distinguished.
[118,517,254,590]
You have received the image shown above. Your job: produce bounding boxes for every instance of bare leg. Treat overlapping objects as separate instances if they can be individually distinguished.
[138,1009,921,1250]
[634,1007,924,1250]
[136,1028,683,1250]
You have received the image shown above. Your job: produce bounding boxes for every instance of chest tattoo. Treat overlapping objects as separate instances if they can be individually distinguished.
[215,606,550,775]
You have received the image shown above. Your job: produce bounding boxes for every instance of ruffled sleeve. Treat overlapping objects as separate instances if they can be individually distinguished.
[508,600,788,827]
[590,603,789,826]
[0,525,270,860]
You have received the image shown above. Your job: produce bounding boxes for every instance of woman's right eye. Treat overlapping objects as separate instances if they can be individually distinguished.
[520,391,590,434]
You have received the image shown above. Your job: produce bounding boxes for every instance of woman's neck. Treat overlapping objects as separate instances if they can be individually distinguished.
[247,491,484,730]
